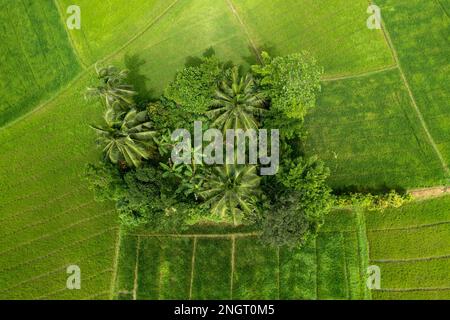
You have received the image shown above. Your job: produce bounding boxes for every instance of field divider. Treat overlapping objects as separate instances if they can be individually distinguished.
[321,65,398,82]
[368,220,450,232]
[373,0,450,177]
[132,236,141,300]
[371,254,450,264]
[230,235,235,299]
[110,227,122,300]
[374,287,450,292]
[225,0,262,63]
[129,232,260,239]
[189,236,198,300]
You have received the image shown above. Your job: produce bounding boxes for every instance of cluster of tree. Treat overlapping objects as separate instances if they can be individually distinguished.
[85,52,333,247]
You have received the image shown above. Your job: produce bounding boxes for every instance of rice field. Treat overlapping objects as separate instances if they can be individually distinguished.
[376,0,450,172]
[0,0,80,126]
[366,196,450,300]
[0,0,449,300]
[304,69,447,191]
[114,210,370,300]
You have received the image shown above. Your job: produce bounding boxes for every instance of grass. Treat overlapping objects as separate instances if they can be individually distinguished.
[0,0,81,126]
[366,196,450,299]
[57,0,175,65]
[304,69,447,191]
[1,0,449,300]
[0,73,118,299]
[377,0,450,170]
[231,0,394,76]
[115,210,369,300]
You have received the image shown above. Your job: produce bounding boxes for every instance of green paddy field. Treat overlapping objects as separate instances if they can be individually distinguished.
[0,0,448,299]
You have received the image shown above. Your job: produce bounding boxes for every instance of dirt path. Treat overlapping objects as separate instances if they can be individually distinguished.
[409,186,450,199]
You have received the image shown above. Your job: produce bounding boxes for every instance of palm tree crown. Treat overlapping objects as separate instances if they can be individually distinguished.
[91,108,156,168]
[86,64,137,112]
[198,165,261,224]
[207,67,265,132]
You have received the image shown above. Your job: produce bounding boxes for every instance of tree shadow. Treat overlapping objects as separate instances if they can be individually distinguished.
[331,183,407,196]
[124,54,154,104]
[184,47,218,68]
[241,43,278,67]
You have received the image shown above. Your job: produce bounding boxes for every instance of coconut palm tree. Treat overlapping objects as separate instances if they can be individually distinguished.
[86,64,137,112]
[207,67,265,132]
[91,108,156,168]
[198,165,261,225]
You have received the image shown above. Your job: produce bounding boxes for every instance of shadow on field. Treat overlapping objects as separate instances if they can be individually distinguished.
[241,43,277,66]
[124,54,154,104]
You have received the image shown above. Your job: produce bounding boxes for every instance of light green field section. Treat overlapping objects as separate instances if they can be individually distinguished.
[305,69,446,191]
[114,210,369,300]
[105,0,253,96]
[231,0,394,76]
[377,0,450,170]
[0,0,81,126]
[0,74,118,299]
[366,196,450,300]
[57,0,174,65]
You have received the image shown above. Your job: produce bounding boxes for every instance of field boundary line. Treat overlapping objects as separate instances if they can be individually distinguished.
[321,65,398,82]
[189,236,198,300]
[435,0,449,18]
[371,254,450,264]
[110,227,122,300]
[230,235,236,299]
[0,210,114,258]
[277,247,280,300]
[0,226,116,274]
[341,232,351,299]
[53,0,88,69]
[96,0,180,65]
[374,287,450,293]
[0,200,95,239]
[368,220,450,232]
[225,0,262,63]
[0,247,115,293]
[132,236,141,300]
[314,237,319,299]
[376,2,450,177]
[129,232,260,238]
[0,188,82,224]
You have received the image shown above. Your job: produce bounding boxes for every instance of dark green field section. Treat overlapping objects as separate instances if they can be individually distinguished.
[0,0,81,126]
[377,0,450,171]
[366,196,450,300]
[232,0,394,76]
[114,211,370,300]
[305,69,446,190]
